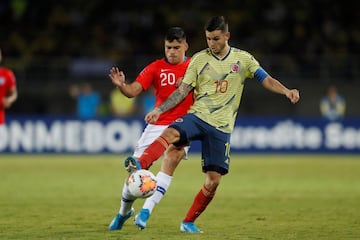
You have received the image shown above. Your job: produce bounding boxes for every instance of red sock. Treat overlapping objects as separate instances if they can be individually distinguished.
[183,184,216,222]
[139,136,169,169]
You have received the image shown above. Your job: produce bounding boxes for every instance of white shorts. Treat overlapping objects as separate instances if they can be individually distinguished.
[133,124,189,159]
[0,125,5,149]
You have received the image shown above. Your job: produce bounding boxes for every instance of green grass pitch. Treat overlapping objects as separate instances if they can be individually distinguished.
[0,154,359,240]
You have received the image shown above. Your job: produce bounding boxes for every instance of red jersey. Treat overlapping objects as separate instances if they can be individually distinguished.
[136,57,193,125]
[0,67,16,124]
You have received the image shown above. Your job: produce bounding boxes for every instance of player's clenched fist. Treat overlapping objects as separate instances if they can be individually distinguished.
[287,89,300,104]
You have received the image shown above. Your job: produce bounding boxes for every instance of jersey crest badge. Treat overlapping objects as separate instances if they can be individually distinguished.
[230,63,240,73]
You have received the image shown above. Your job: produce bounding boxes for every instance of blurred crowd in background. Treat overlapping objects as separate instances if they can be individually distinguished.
[0,0,359,117]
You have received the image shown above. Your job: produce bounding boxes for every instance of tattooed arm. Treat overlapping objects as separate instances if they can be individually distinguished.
[145,82,194,124]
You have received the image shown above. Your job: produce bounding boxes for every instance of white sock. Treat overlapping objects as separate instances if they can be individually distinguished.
[142,171,172,213]
[119,180,137,216]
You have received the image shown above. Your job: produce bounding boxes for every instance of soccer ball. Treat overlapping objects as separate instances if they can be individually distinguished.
[127,169,157,198]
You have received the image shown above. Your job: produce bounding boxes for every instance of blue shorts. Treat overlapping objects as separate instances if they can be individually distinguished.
[169,113,230,175]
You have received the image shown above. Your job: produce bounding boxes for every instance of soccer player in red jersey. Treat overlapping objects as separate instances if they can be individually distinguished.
[108,27,193,231]
[0,48,17,126]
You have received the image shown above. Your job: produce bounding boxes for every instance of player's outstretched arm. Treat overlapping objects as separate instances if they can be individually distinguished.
[261,76,300,104]
[145,82,193,124]
[108,67,143,98]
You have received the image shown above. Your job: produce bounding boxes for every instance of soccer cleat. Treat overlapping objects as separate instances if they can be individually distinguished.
[124,156,142,173]
[180,221,203,233]
[108,208,135,231]
[134,208,150,230]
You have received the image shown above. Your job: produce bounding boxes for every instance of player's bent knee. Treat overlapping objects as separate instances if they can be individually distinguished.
[161,128,180,143]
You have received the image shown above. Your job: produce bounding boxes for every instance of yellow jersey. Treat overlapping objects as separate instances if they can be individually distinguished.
[183,47,263,133]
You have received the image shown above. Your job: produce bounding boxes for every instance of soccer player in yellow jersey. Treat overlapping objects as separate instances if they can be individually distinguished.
[125,16,300,233]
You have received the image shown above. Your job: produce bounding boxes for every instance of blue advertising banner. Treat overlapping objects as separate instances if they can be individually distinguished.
[1,115,359,154]
[232,117,360,153]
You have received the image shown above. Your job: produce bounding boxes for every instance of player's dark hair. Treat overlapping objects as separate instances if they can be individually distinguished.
[165,27,186,42]
[205,16,228,33]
